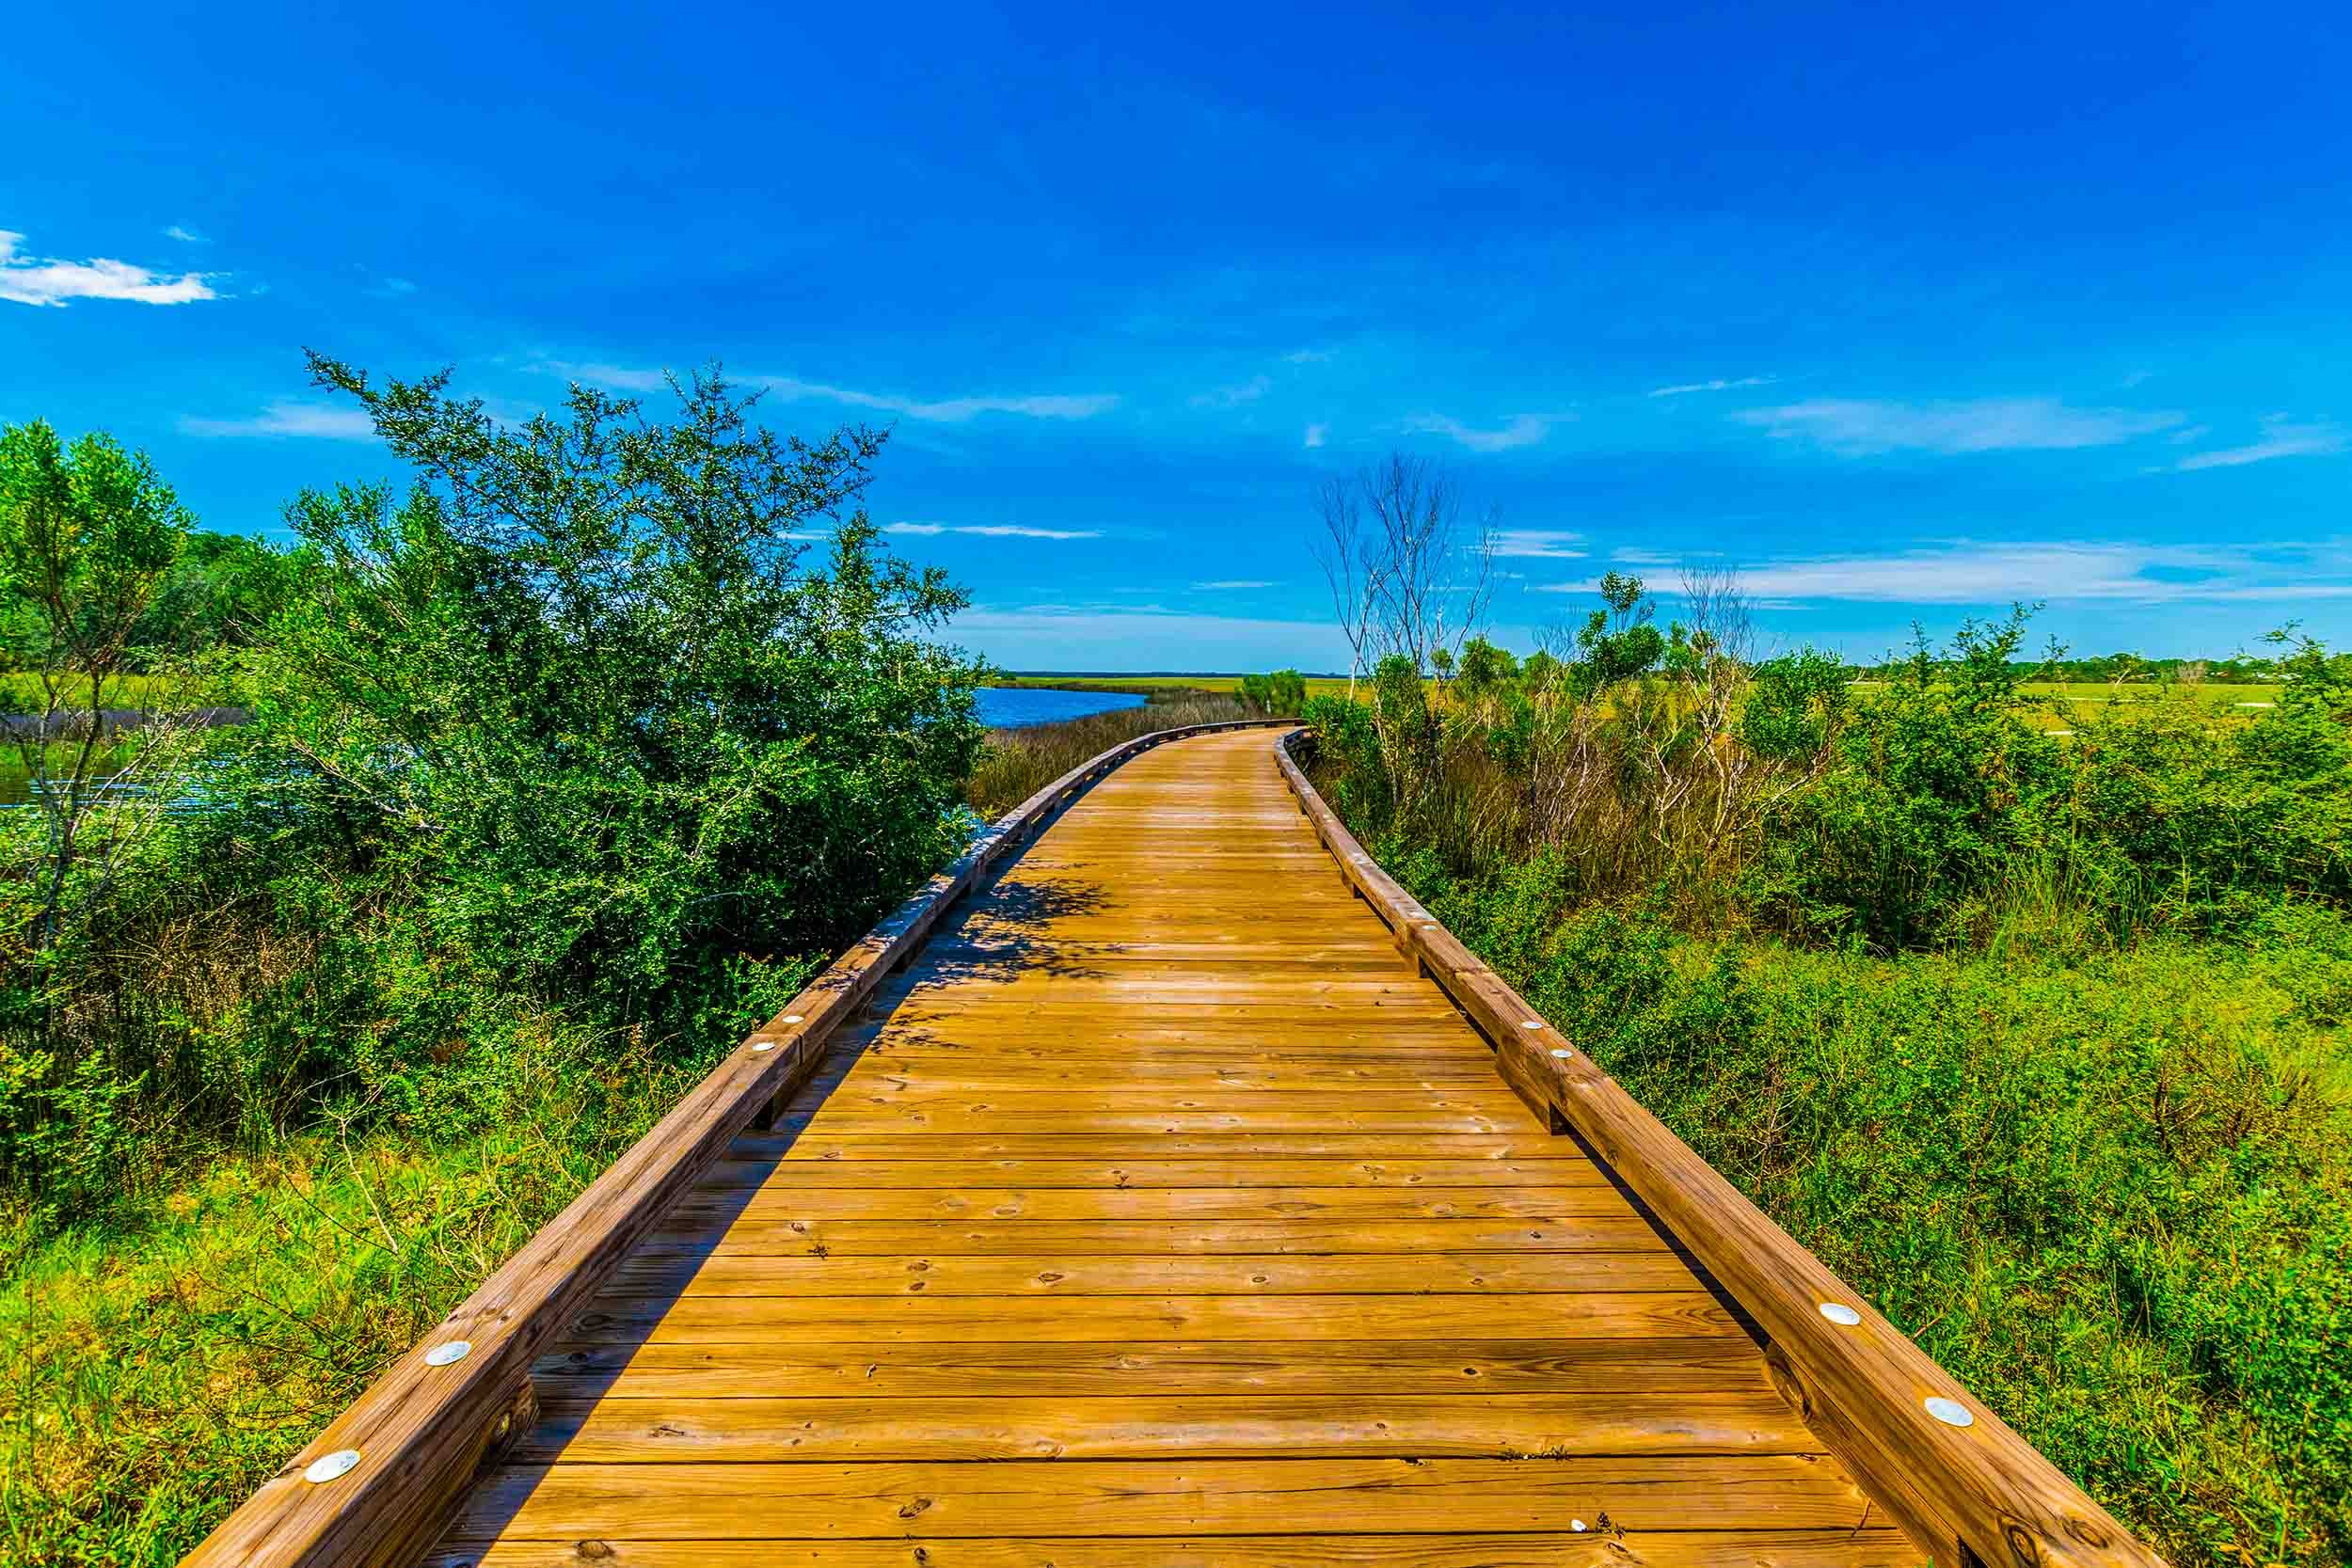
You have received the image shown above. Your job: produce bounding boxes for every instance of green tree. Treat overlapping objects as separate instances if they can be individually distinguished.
[244,356,987,1044]
[0,420,193,958]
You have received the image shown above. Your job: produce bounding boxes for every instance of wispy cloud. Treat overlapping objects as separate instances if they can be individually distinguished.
[1192,579,1276,590]
[162,224,209,244]
[1191,375,1270,409]
[1649,374,1775,398]
[535,361,1119,421]
[1734,396,2185,455]
[888,521,1102,541]
[1282,348,1332,364]
[1303,422,1328,450]
[1405,412,1549,452]
[0,230,218,308]
[1538,539,2352,605]
[1493,529,1586,560]
[535,359,672,392]
[2173,415,2347,471]
[374,277,418,296]
[180,401,376,440]
[756,374,1117,422]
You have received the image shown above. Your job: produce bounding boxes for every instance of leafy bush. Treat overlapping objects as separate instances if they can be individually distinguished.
[3,367,988,1227]
[1237,668,1307,716]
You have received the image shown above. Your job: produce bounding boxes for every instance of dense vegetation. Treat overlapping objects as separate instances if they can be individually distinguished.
[0,367,987,1563]
[1299,584,2351,1567]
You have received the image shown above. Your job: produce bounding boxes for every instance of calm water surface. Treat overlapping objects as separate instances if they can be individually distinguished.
[976,687,1147,729]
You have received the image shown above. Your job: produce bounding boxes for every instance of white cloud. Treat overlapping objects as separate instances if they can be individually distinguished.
[1191,375,1270,408]
[2173,415,2347,471]
[162,224,209,244]
[1649,374,1775,398]
[535,362,1118,422]
[1493,530,1586,560]
[1192,579,1276,590]
[888,521,1102,541]
[1282,348,1332,364]
[1303,422,1328,450]
[376,277,418,295]
[1733,396,2185,455]
[1536,539,2352,605]
[756,374,1117,422]
[0,230,218,308]
[1405,412,1549,452]
[533,360,673,391]
[179,401,376,440]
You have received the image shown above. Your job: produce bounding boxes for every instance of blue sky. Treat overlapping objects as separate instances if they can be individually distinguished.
[6,2,2348,670]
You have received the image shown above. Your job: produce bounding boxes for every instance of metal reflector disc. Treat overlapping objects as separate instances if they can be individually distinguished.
[1924,1396,1975,1427]
[305,1449,361,1483]
[1550,1048,1573,1059]
[750,1040,775,1053]
[783,1014,804,1024]
[423,1339,472,1367]
[1818,1302,1862,1325]
[1520,1020,1544,1029]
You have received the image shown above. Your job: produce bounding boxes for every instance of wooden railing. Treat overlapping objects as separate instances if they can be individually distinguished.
[1273,728,2165,1568]
[180,719,1295,1568]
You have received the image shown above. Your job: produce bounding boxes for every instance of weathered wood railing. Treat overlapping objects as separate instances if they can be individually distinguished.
[1274,727,2163,1568]
[180,718,1295,1568]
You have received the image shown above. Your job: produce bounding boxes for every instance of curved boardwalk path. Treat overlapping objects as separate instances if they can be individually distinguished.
[428,729,1914,1567]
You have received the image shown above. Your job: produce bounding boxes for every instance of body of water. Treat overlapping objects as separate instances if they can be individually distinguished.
[976,687,1148,729]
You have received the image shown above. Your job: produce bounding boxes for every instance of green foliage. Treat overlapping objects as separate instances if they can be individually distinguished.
[0,420,191,695]
[3,370,988,1234]
[2,1013,705,1566]
[1236,668,1307,716]
[242,356,985,1043]
[1565,569,1666,698]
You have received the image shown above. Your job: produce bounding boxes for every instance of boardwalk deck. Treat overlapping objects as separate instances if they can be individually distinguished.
[425,729,1917,1567]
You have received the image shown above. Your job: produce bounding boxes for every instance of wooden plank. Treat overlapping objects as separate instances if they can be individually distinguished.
[451,1456,1877,1539]
[567,1291,1741,1344]
[639,1217,1675,1256]
[1275,732,2161,1568]
[732,1132,1592,1162]
[422,1531,1925,1568]
[792,1105,1524,1133]
[609,1250,1704,1296]
[516,1389,1816,1462]
[700,1157,1608,1189]
[530,1337,1780,1401]
[673,1184,1631,1222]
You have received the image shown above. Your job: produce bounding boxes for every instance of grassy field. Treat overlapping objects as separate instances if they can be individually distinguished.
[993,673,2287,731]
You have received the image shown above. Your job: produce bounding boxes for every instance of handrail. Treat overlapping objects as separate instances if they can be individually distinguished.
[1273,727,2164,1568]
[182,718,1295,1568]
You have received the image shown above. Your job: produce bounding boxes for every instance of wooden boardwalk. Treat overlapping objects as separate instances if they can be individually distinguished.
[427,729,1913,1566]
